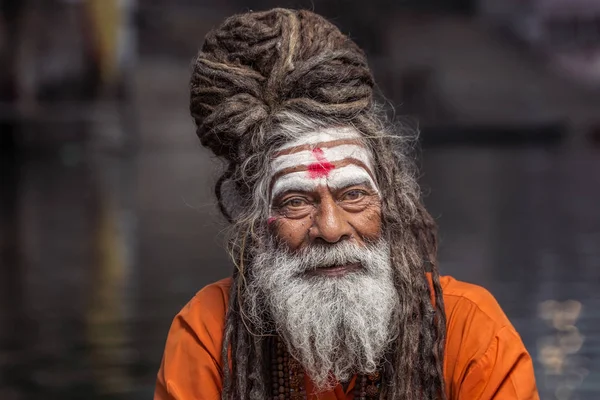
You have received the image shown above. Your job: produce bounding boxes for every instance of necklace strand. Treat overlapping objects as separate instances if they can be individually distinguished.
[271,337,382,399]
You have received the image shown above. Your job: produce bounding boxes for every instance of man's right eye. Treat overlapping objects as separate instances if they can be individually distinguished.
[282,197,308,208]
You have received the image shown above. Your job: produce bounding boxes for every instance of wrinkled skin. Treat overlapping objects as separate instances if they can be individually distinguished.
[270,183,382,253]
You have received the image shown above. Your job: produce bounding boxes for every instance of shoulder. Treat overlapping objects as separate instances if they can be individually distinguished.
[439,276,524,385]
[170,277,233,354]
[156,278,233,397]
[182,277,232,314]
[439,275,520,365]
[178,277,233,327]
[439,276,538,399]
[440,275,512,331]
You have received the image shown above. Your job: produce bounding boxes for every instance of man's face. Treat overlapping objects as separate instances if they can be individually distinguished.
[267,127,382,273]
[246,127,398,390]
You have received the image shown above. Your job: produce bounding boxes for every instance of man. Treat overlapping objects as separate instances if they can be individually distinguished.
[154,8,539,400]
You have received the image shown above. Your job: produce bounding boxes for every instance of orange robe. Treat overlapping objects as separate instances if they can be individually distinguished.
[154,276,539,399]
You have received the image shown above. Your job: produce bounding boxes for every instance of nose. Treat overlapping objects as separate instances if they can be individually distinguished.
[310,195,353,244]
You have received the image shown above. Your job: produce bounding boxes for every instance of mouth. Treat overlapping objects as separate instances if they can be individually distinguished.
[306,262,362,277]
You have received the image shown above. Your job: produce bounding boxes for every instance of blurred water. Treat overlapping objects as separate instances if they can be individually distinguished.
[1,137,599,399]
[424,146,600,399]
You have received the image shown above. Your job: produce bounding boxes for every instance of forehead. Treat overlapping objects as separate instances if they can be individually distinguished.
[275,126,363,151]
[269,127,378,199]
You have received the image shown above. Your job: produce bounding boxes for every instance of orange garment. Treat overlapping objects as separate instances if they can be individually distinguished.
[154,276,539,399]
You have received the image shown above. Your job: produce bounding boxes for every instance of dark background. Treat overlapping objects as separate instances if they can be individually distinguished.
[1,0,599,399]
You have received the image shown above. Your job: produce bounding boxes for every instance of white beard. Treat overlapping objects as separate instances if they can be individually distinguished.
[246,238,399,391]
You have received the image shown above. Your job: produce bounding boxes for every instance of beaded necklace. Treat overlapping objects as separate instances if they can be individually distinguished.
[270,337,382,399]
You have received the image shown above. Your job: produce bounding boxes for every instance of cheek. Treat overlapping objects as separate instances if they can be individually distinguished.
[272,218,311,250]
[351,203,382,239]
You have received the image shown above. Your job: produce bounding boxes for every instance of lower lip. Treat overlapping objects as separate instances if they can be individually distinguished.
[307,263,362,277]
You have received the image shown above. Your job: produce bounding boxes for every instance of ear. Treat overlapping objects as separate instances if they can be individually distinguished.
[215,165,236,223]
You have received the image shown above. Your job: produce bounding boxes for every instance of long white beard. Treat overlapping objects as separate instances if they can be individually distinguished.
[246,238,399,392]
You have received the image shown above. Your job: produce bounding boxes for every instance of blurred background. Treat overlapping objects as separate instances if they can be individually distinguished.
[1,0,599,399]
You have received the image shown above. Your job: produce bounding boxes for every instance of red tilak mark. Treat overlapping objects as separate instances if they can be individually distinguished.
[307,148,334,179]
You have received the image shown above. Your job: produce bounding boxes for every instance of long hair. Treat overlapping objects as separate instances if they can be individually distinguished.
[189,9,447,399]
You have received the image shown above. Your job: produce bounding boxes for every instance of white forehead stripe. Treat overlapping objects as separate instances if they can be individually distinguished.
[271,144,373,174]
[269,127,379,201]
[276,126,361,151]
[271,164,378,199]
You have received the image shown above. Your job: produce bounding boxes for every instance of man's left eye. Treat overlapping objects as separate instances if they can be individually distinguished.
[342,189,366,201]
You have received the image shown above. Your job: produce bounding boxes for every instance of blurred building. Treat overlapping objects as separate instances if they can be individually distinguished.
[480,0,600,84]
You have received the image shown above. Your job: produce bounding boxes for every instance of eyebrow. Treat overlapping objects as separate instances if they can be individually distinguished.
[270,179,318,202]
[270,164,378,200]
[325,165,378,192]
[326,175,375,191]
[269,158,376,195]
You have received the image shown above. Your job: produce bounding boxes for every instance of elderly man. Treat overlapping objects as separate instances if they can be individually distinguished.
[154,8,539,400]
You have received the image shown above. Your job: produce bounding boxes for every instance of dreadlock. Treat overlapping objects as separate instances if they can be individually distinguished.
[190,8,447,400]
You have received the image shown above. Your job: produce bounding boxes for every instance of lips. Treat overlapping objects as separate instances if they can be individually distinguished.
[307,262,362,277]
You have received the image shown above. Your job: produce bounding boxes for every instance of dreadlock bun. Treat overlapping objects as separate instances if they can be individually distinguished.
[190,8,374,162]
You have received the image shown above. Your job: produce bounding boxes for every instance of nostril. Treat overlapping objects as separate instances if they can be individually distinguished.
[338,234,352,243]
[313,234,351,245]
[313,237,328,246]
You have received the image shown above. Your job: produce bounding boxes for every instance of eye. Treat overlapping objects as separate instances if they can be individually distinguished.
[282,197,309,208]
[274,196,313,219]
[342,189,367,201]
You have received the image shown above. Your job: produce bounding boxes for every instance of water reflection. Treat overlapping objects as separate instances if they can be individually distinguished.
[0,139,599,398]
[86,155,137,397]
[423,146,600,399]
[537,300,588,399]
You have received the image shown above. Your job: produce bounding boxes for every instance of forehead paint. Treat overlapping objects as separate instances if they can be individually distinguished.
[307,148,334,179]
[269,127,378,203]
[271,164,378,200]
[267,216,278,226]
[271,144,373,175]
[275,126,361,151]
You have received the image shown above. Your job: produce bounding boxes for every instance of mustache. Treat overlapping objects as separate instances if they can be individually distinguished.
[271,238,389,274]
